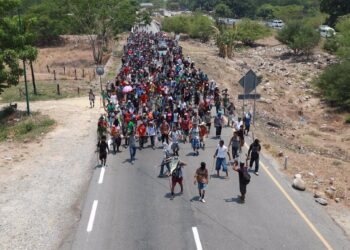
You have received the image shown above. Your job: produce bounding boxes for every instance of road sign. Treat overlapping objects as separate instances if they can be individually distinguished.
[239,70,262,94]
[238,94,261,100]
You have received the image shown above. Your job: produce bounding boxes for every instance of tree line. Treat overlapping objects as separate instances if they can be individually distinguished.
[162,0,350,110]
[0,0,142,95]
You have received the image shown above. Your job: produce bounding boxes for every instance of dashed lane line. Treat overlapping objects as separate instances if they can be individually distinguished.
[98,167,106,184]
[87,200,98,232]
[192,227,203,250]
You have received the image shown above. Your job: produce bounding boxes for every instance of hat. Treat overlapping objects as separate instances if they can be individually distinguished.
[200,122,206,126]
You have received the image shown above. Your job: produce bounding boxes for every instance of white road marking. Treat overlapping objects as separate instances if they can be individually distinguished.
[87,200,98,232]
[192,227,203,250]
[98,167,105,184]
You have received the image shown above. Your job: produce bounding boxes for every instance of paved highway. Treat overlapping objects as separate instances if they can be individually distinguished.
[71,22,349,250]
[71,122,349,250]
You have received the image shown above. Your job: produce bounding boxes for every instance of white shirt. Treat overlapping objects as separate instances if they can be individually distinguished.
[235,120,243,131]
[217,145,228,158]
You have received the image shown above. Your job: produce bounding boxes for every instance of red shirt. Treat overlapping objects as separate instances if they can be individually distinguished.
[137,124,147,136]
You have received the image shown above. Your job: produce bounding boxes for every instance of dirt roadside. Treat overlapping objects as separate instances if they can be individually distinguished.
[0,36,126,250]
[180,38,350,236]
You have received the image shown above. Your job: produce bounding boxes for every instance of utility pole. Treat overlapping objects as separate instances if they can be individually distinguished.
[18,10,30,115]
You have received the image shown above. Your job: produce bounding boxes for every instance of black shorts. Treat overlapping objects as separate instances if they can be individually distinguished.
[99,152,107,160]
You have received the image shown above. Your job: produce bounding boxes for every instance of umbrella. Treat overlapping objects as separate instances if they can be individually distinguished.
[123,86,133,93]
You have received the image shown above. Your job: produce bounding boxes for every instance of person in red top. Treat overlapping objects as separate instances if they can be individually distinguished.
[199,122,208,149]
[137,122,147,149]
[181,115,191,143]
[160,120,170,144]
[141,93,148,104]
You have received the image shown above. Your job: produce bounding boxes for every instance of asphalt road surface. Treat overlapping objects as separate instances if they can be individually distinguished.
[71,23,349,250]
[71,121,350,250]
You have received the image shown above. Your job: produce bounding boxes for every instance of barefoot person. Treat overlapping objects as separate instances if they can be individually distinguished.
[97,135,109,166]
[194,162,208,203]
[213,140,231,178]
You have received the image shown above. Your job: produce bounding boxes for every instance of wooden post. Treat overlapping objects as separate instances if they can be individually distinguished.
[46,65,50,73]
[63,66,66,75]
[284,156,288,170]
[53,70,56,81]
[82,69,85,78]
[57,84,60,95]
[74,69,77,80]
[77,87,80,95]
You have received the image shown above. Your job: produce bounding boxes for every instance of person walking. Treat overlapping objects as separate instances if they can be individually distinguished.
[232,160,251,203]
[160,120,170,144]
[147,121,156,149]
[228,131,240,159]
[170,126,180,156]
[248,139,261,175]
[89,89,95,108]
[214,113,224,139]
[129,131,137,164]
[170,159,186,200]
[159,143,172,177]
[213,140,231,178]
[194,162,208,203]
[204,110,211,135]
[237,125,245,153]
[97,135,109,166]
[190,123,200,156]
[137,121,147,149]
[244,112,252,135]
[199,122,208,149]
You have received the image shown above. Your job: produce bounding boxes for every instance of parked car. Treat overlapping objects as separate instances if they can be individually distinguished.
[319,25,336,38]
[267,20,285,29]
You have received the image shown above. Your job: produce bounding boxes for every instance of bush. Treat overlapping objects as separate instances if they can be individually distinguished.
[277,20,320,55]
[323,36,339,54]
[345,115,350,124]
[0,113,55,141]
[162,14,214,42]
[236,19,271,46]
[0,106,16,121]
[314,61,350,110]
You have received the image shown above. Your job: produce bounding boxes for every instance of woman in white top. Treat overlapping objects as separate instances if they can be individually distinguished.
[213,140,231,178]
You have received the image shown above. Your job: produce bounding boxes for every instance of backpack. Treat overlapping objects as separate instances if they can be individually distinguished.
[172,167,182,178]
[243,170,251,184]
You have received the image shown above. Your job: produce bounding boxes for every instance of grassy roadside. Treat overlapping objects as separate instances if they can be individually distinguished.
[0,80,95,103]
[0,106,55,142]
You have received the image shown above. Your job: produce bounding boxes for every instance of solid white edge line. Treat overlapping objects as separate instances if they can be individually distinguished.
[98,167,105,184]
[192,227,203,250]
[87,200,98,232]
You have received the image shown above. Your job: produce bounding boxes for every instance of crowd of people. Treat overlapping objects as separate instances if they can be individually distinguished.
[95,28,261,202]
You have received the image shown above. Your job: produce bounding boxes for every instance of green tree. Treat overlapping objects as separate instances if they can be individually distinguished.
[257,4,276,20]
[277,20,320,55]
[69,0,138,64]
[335,16,350,58]
[0,0,38,95]
[236,19,272,46]
[272,5,304,21]
[214,3,232,18]
[314,61,350,110]
[320,0,350,26]
[25,0,72,45]
[189,14,214,42]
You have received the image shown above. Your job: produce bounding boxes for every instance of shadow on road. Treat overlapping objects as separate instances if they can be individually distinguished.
[224,196,244,204]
